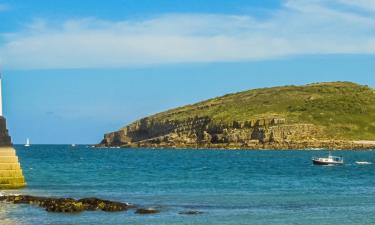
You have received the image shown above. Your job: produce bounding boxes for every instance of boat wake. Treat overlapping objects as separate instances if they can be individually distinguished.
[355,161,372,165]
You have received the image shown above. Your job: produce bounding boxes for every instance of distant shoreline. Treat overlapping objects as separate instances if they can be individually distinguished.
[98,82,375,151]
[97,140,375,150]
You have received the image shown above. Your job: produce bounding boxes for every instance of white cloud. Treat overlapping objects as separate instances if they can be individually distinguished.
[1,0,375,69]
[338,0,375,11]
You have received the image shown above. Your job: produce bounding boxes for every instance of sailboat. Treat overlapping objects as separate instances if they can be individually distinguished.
[24,138,30,147]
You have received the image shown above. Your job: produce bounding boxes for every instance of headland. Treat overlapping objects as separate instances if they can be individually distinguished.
[98,82,375,150]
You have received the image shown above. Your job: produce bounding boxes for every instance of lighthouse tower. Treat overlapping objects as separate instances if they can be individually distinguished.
[0,73,26,189]
[0,76,3,116]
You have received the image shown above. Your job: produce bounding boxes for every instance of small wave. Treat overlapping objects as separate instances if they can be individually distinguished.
[0,192,19,197]
[355,161,372,165]
[322,164,336,167]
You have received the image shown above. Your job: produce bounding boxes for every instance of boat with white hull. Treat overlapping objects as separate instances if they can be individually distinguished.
[312,152,343,165]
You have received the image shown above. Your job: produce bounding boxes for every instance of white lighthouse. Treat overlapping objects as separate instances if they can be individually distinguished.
[0,74,3,116]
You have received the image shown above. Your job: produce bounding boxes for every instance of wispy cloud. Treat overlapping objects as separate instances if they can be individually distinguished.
[1,0,375,69]
[337,0,375,11]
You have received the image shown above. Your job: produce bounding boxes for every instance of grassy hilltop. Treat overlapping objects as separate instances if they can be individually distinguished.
[142,81,375,140]
[100,81,375,149]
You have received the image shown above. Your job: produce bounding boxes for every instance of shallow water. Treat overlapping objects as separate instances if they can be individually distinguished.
[1,145,375,225]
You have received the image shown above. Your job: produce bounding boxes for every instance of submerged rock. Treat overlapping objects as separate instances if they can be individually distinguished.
[0,195,133,213]
[178,210,204,215]
[135,208,160,214]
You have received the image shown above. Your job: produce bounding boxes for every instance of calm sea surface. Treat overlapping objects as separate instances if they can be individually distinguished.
[1,145,375,225]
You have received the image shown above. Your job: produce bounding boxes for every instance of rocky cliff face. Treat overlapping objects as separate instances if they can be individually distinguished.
[98,82,375,150]
[99,116,328,149]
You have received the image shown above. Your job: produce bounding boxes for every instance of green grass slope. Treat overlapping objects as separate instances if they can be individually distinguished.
[148,82,375,140]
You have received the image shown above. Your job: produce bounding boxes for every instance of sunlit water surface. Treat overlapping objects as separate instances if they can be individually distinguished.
[1,145,375,225]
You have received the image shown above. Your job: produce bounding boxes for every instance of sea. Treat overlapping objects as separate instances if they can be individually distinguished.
[1,145,375,225]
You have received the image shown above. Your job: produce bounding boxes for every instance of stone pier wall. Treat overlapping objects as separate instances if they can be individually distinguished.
[0,147,25,188]
[0,117,26,189]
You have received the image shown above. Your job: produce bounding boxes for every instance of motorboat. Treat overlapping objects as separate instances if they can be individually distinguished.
[312,152,343,165]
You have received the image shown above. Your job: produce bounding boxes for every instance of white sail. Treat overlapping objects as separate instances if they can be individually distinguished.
[0,75,3,117]
[25,138,30,147]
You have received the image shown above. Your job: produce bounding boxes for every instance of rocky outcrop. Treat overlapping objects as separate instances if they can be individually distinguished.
[98,116,375,149]
[99,116,354,149]
[0,195,134,213]
[98,82,375,150]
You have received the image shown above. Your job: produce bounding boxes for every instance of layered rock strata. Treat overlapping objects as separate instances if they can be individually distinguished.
[98,116,375,150]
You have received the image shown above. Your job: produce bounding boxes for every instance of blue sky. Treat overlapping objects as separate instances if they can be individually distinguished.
[1,0,375,144]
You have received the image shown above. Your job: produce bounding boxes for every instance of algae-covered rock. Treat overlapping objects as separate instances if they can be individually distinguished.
[0,195,133,213]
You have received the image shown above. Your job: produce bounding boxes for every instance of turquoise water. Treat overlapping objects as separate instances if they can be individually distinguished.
[2,145,375,225]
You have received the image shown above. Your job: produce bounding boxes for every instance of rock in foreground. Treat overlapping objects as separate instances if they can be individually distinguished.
[0,195,134,213]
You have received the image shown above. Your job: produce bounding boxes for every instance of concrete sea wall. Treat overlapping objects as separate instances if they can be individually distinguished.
[0,147,26,188]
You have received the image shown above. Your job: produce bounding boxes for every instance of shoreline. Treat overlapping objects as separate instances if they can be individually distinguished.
[96,140,375,150]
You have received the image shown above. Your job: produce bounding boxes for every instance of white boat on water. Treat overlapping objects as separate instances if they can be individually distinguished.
[355,161,372,165]
[24,138,30,147]
[312,152,344,165]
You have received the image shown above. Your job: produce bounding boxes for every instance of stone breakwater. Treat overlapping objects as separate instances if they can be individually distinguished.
[98,117,375,150]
